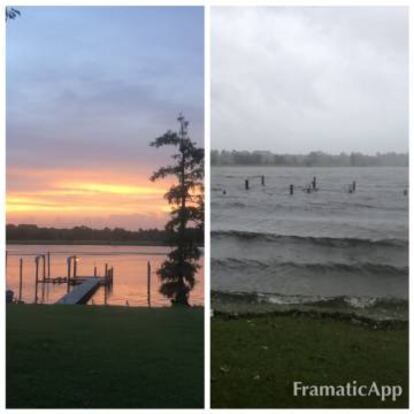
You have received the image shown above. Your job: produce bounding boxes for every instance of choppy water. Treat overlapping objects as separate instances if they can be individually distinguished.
[6,245,204,307]
[211,167,408,320]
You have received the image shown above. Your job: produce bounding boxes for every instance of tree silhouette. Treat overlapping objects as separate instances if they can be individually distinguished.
[150,114,204,306]
[5,7,20,22]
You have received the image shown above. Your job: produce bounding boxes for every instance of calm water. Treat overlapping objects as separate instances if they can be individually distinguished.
[6,245,204,307]
[212,166,408,317]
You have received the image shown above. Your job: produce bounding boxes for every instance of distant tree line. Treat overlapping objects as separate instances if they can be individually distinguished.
[6,224,203,245]
[211,150,408,167]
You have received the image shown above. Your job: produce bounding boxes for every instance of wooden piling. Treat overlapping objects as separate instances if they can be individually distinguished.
[42,254,46,281]
[94,265,97,277]
[74,256,77,279]
[18,258,23,302]
[245,179,249,190]
[352,181,356,192]
[67,257,72,293]
[41,277,46,304]
[147,261,151,308]
[261,175,265,186]
[312,176,317,190]
[289,184,294,195]
[46,277,50,302]
[47,252,50,277]
[34,257,39,304]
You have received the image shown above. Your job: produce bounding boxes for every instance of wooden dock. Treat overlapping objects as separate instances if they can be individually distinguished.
[56,277,104,305]
[9,253,116,305]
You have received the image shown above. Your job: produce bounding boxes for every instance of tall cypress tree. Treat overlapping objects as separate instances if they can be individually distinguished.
[150,114,204,306]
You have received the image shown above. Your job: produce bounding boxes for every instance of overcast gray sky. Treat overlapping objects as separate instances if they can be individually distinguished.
[211,6,408,154]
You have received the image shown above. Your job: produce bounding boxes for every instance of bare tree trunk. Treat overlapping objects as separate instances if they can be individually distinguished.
[176,128,189,306]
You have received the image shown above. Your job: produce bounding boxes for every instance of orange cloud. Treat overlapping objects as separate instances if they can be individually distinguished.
[6,167,175,228]
[56,181,165,196]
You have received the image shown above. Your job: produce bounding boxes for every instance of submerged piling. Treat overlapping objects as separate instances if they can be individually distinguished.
[289,184,294,195]
[245,179,249,190]
[312,176,317,190]
[261,175,265,186]
[352,181,356,192]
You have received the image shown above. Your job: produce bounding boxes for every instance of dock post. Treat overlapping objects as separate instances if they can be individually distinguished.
[18,258,23,302]
[289,184,294,195]
[352,181,356,192]
[73,256,77,279]
[67,257,72,293]
[105,263,108,277]
[261,175,265,186]
[41,277,45,304]
[245,179,249,190]
[94,265,97,277]
[312,176,316,190]
[147,261,151,308]
[47,252,50,278]
[104,275,108,305]
[34,257,39,304]
[42,254,46,281]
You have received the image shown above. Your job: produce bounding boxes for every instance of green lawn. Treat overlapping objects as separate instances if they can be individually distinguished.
[212,314,408,408]
[7,305,204,408]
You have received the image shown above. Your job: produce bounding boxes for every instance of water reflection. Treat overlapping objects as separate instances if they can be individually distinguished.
[6,245,204,307]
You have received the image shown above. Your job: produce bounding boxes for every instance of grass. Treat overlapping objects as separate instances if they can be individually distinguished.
[7,304,204,408]
[211,314,408,408]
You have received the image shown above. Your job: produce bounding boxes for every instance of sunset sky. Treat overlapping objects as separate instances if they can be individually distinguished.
[6,6,204,229]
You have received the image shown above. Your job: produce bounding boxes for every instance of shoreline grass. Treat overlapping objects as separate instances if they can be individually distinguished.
[7,304,204,408]
[212,313,408,408]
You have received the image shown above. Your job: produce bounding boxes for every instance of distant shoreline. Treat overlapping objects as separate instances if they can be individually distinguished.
[212,164,408,168]
[6,240,170,246]
[211,151,408,168]
[6,225,204,247]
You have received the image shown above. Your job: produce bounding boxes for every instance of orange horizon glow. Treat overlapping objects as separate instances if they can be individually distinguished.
[6,167,174,228]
